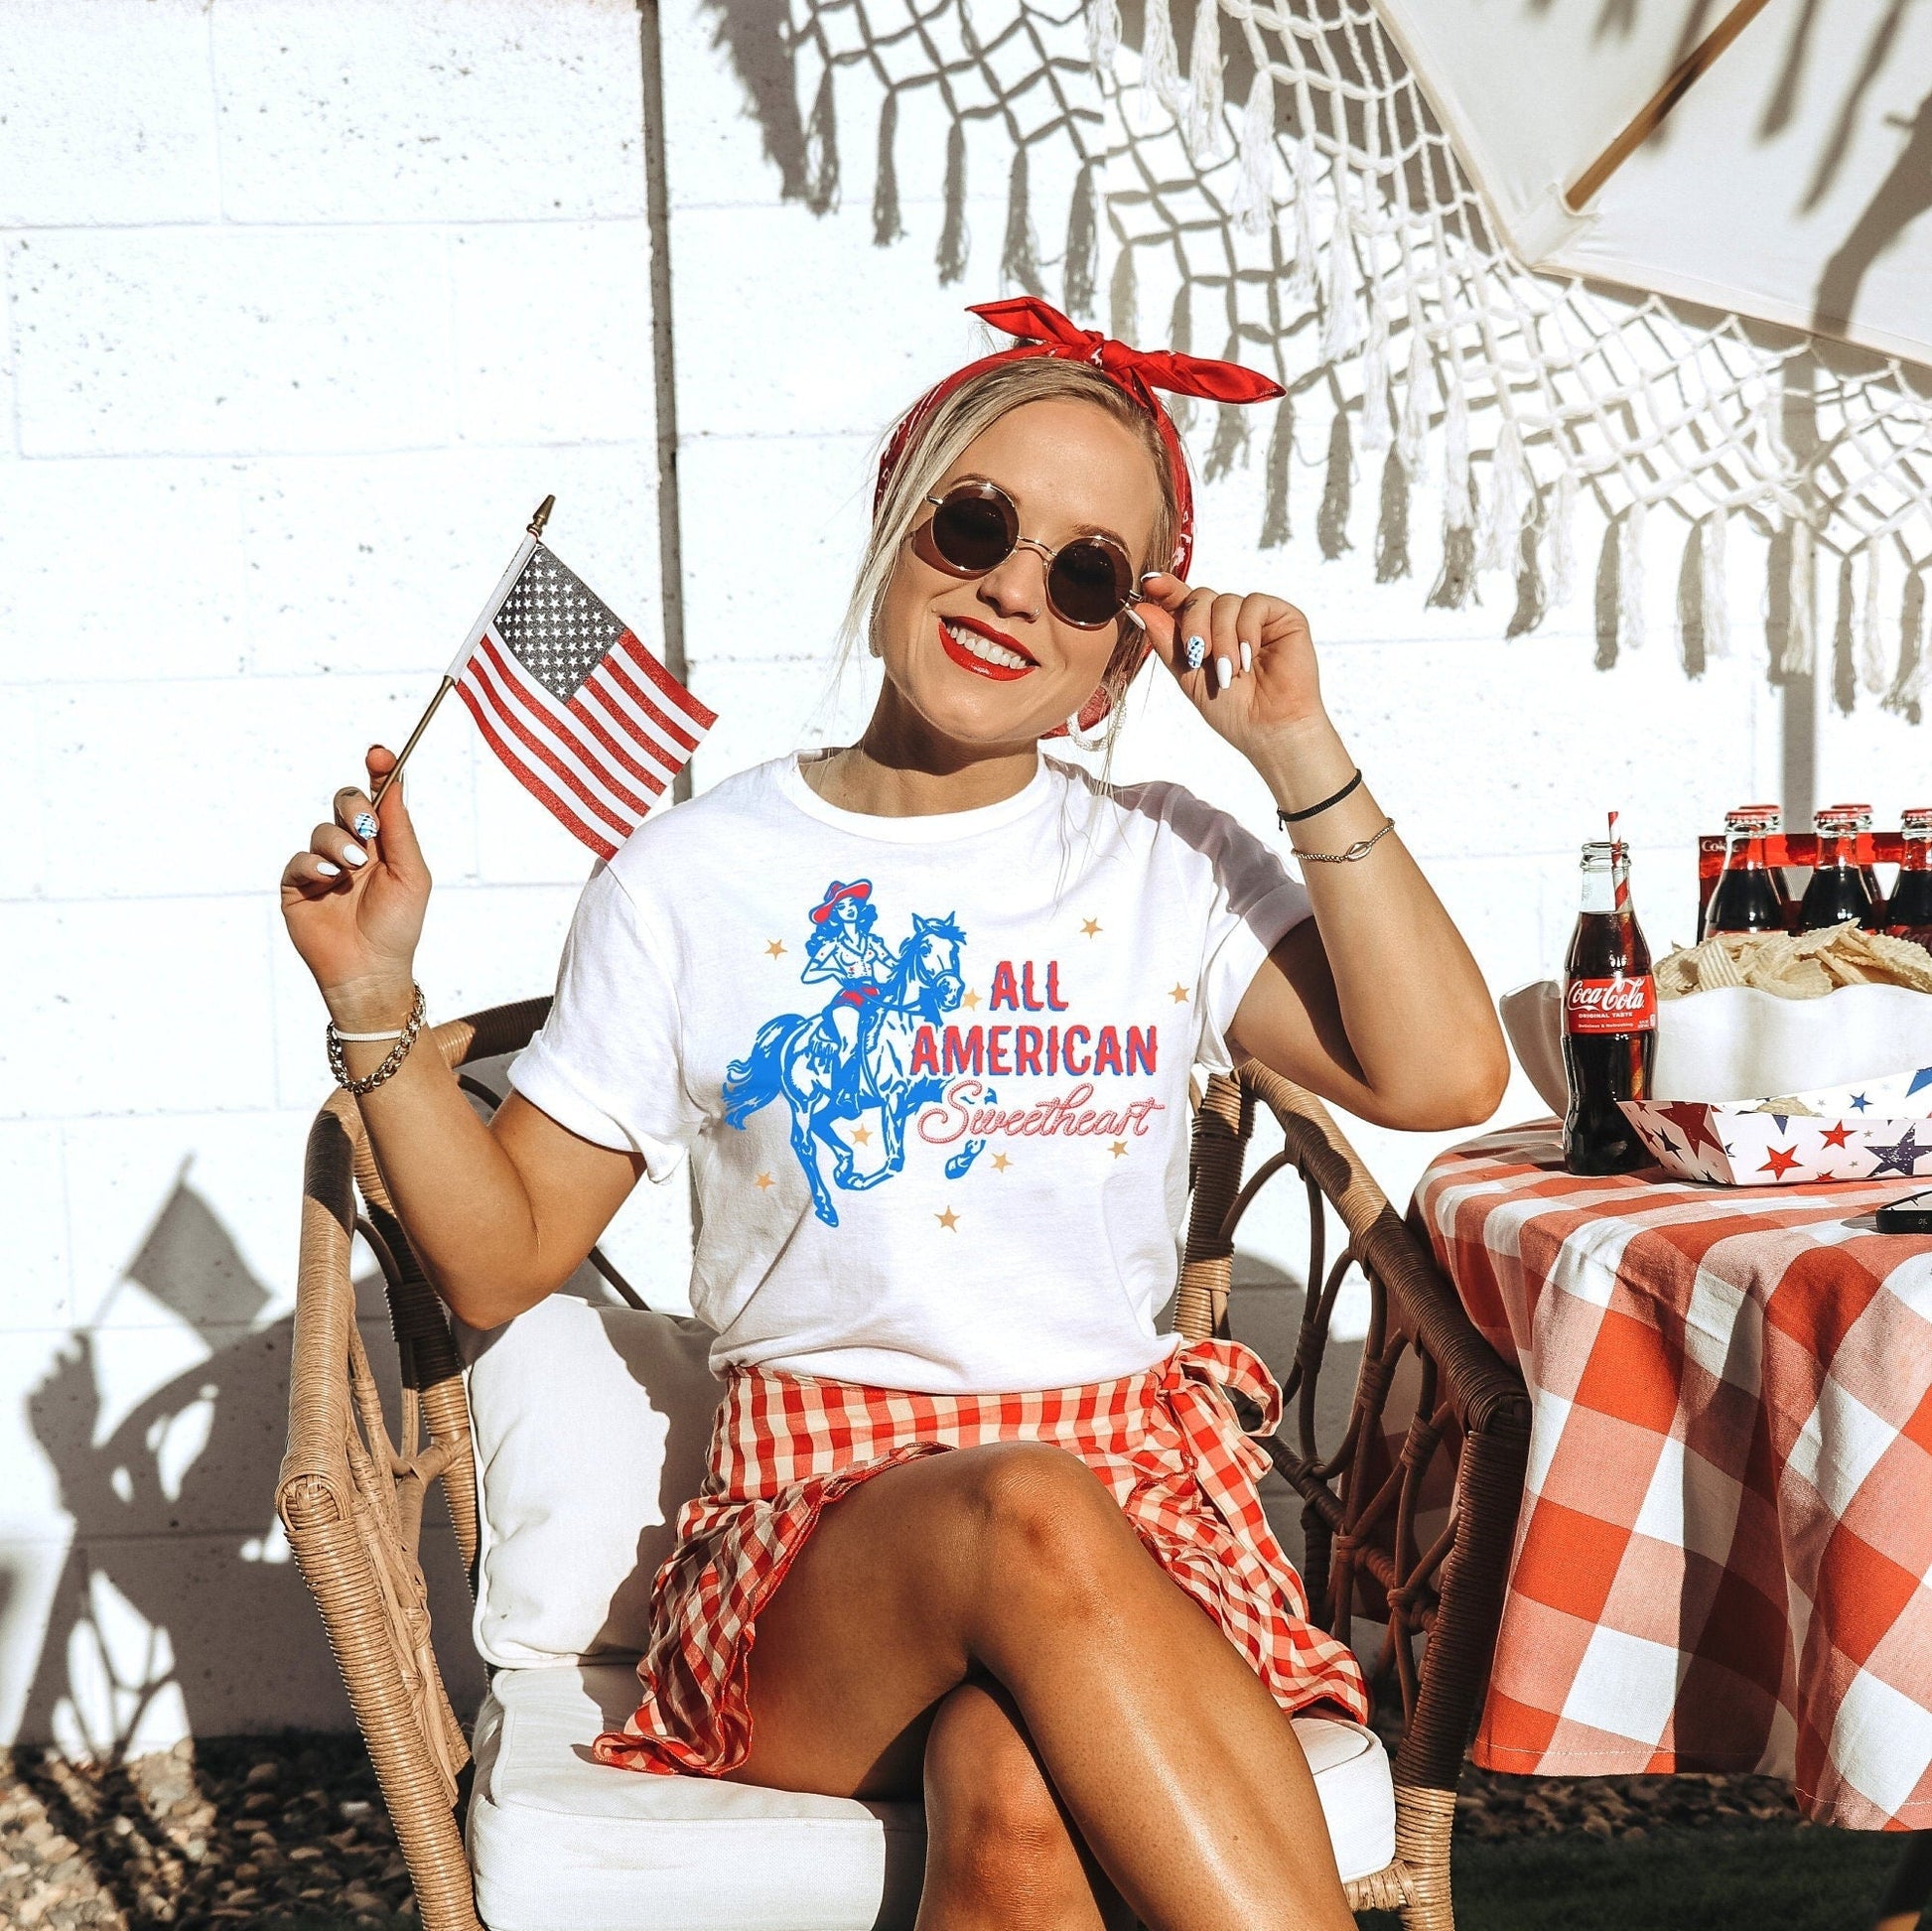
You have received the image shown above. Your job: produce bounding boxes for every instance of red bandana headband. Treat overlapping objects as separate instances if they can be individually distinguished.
[874,298,1284,734]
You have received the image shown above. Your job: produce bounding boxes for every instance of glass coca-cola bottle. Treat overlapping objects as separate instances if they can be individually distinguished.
[1563,840,1656,1175]
[1824,802,1887,924]
[1703,804,1787,937]
[1800,807,1882,932]
[1886,807,1932,950]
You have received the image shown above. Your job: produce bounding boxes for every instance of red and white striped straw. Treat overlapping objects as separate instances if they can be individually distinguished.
[1607,810,1629,907]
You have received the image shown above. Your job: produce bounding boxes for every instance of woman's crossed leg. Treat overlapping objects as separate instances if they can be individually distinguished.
[723,1439,1355,1931]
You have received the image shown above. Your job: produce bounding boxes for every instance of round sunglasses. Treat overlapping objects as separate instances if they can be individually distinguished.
[915,482,1146,631]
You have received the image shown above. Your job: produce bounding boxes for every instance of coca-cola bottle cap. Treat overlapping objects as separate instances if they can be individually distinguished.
[1903,807,1932,834]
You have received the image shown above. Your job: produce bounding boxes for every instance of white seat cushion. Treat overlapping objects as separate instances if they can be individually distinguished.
[467,1663,1398,1931]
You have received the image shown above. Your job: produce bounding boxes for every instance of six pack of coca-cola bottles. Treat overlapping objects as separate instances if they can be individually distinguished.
[1562,804,1932,1175]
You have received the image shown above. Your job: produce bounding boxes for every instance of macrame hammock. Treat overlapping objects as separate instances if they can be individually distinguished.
[784,0,1931,720]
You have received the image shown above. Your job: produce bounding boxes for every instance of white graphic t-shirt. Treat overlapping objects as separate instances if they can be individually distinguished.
[507,751,1311,1394]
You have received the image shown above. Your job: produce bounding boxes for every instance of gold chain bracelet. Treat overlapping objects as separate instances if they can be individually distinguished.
[1292,817,1398,865]
[327,983,426,1096]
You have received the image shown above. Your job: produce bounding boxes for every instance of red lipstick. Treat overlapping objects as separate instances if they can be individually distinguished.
[937,614,1038,682]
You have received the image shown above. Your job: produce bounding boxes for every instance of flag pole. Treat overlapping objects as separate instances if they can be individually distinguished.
[367,495,555,813]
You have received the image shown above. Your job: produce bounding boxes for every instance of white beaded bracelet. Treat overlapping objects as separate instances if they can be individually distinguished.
[332,1021,410,1041]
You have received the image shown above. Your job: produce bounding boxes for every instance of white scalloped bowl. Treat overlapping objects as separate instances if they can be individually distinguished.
[1500,979,1932,1109]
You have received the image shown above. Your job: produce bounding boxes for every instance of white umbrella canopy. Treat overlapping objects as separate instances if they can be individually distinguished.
[1372,0,1932,373]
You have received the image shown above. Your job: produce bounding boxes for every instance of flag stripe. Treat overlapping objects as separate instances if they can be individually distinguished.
[601,640,702,754]
[466,639,644,836]
[473,628,659,821]
[574,671,685,784]
[456,683,619,861]
[615,630,718,733]
[563,683,670,798]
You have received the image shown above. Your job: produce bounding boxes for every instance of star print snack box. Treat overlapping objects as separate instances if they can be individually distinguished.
[1617,1067,1932,1185]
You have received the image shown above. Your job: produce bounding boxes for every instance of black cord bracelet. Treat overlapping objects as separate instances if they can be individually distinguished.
[1276,767,1363,827]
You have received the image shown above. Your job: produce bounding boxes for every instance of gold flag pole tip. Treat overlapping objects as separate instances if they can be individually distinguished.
[527,494,556,539]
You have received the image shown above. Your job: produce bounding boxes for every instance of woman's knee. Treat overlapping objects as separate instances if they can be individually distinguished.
[923,1681,1086,1892]
[955,1443,1134,1602]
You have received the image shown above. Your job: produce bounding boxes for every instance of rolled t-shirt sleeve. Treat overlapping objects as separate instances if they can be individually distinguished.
[1162,788,1312,1075]
[505,865,704,1180]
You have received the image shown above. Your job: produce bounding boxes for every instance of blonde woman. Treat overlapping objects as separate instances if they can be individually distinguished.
[281,299,1509,1931]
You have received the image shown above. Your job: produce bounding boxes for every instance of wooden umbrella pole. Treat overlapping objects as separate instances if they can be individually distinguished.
[1564,0,1775,212]
[365,495,554,815]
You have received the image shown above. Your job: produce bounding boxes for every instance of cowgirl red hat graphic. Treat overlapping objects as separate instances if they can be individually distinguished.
[809,880,874,924]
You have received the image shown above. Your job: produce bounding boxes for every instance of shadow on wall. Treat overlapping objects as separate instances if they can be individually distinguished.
[7,1172,483,1765]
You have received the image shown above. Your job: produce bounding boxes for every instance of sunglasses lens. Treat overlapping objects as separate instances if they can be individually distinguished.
[930,493,1016,575]
[1049,541,1130,627]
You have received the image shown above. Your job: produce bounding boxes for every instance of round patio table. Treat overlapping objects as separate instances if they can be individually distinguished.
[1409,1121,1932,1831]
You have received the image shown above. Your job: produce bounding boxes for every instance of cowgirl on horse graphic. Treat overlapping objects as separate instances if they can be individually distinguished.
[801,880,897,1106]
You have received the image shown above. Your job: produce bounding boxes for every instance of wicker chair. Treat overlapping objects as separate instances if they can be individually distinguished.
[279,998,1530,1930]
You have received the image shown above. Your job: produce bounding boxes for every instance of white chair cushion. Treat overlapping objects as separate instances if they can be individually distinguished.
[460,1293,723,1667]
[467,1663,1399,1931]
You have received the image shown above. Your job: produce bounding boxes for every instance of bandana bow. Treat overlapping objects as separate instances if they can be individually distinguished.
[874,299,1284,736]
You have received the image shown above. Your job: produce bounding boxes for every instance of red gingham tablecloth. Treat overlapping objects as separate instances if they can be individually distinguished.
[1412,1123,1932,1830]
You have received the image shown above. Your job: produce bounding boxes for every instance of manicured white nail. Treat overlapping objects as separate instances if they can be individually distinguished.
[1184,634,1206,671]
[1239,639,1253,674]
[316,860,342,878]
[1215,654,1233,690]
[340,844,368,868]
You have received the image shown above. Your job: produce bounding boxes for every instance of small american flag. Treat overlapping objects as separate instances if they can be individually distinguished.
[451,538,714,861]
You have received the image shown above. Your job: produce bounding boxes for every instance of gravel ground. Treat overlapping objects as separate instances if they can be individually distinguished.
[0,1730,1813,1929]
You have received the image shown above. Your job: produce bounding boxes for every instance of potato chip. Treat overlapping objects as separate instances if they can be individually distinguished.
[1657,919,1932,1000]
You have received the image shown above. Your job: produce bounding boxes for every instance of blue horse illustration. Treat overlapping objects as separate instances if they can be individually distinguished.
[723,883,966,1226]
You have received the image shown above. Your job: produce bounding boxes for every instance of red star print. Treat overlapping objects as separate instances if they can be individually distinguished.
[1658,1102,1726,1163]
[1758,1144,1802,1179]
[1818,1120,1855,1149]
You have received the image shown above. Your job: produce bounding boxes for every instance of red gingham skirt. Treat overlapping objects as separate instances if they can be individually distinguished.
[591,1335,1369,1776]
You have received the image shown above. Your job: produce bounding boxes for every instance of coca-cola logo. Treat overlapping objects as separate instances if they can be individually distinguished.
[1566,974,1657,1034]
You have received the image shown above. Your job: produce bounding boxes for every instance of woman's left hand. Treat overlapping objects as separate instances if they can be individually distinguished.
[1133,574,1327,761]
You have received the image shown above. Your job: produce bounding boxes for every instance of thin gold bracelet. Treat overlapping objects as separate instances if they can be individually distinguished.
[1292,817,1397,864]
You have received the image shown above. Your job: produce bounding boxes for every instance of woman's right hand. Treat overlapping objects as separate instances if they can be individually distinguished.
[280,745,432,1028]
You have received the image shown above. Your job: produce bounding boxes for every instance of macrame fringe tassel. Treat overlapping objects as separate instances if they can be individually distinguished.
[1109,243,1137,343]
[1831,552,1858,715]
[1784,523,1815,677]
[935,122,969,284]
[1002,145,1041,294]
[1699,510,1728,659]
[1375,450,1410,584]
[1317,410,1352,559]
[1260,397,1294,549]
[1360,308,1391,454]
[1886,569,1926,725]
[1320,177,1361,362]
[1593,518,1621,670]
[1675,521,1708,676]
[1166,287,1193,433]
[872,93,903,246]
[1617,501,1647,654]
[1204,401,1250,483]
[1507,519,1546,638]
[1063,163,1099,321]
[1860,549,1889,696]
[1428,377,1476,610]
[1183,0,1225,161]
[1398,310,1431,480]
[1086,0,1121,77]
[1229,73,1276,235]
[1547,473,1579,609]
[804,66,839,215]
[1286,135,1318,308]
[1476,418,1529,575]
[1141,0,1183,124]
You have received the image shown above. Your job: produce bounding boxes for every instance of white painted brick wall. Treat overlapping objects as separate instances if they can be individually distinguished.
[5,0,1926,1753]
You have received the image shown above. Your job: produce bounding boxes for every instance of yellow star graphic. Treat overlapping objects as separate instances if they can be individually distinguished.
[1080,917,1102,937]
[961,988,982,1010]
[755,1172,774,1189]
[850,1124,873,1146]
[991,1152,1012,1172]
[1109,1140,1128,1158]
[936,1206,960,1230]
[1170,983,1190,1003]
[764,940,787,959]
